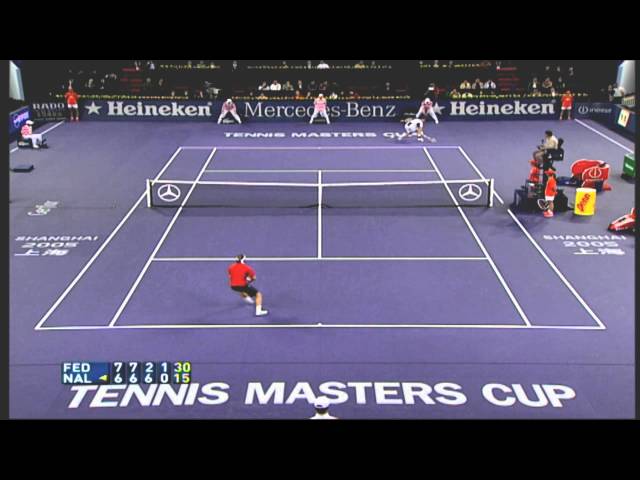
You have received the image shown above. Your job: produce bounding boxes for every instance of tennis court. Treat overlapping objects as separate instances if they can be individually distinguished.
[9,119,635,418]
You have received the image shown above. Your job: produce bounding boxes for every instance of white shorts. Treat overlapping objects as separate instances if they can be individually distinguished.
[545,195,555,202]
[68,104,78,109]
[561,106,572,111]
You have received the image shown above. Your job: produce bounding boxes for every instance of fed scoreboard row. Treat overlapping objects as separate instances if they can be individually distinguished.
[61,361,192,385]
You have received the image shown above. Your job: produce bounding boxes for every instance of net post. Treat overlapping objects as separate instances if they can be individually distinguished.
[488,178,494,207]
[146,179,152,208]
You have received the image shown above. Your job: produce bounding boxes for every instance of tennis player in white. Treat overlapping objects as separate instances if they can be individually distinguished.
[397,118,436,142]
[218,99,242,124]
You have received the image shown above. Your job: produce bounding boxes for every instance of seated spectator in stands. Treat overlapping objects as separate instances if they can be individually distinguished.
[308,80,318,94]
[294,90,306,100]
[471,78,483,93]
[328,92,338,100]
[157,78,165,95]
[555,76,566,92]
[256,91,268,100]
[317,60,330,69]
[258,81,269,91]
[529,77,539,93]
[426,82,437,101]
[459,79,471,90]
[296,80,304,92]
[461,91,474,98]
[449,88,460,98]
[542,77,553,93]
[282,81,294,91]
[384,81,392,93]
[354,60,366,69]
[270,80,282,91]
[483,78,497,93]
[318,81,328,93]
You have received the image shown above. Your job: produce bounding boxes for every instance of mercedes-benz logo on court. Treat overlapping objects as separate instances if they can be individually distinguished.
[158,183,182,202]
[458,183,483,202]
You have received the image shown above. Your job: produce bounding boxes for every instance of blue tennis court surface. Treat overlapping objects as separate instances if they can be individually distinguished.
[9,119,634,418]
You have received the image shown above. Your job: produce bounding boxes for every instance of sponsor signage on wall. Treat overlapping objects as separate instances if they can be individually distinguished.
[78,99,568,122]
[30,102,68,122]
[9,106,30,135]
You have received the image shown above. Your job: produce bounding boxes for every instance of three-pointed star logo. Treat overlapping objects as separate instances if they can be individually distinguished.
[84,101,102,115]
[458,183,483,202]
[158,184,182,203]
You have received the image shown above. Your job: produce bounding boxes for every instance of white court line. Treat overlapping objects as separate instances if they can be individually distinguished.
[181,145,461,150]
[317,171,323,258]
[34,146,185,331]
[575,119,634,153]
[203,169,437,173]
[457,146,606,330]
[423,148,532,328]
[36,323,605,331]
[505,209,606,330]
[152,257,488,262]
[10,121,65,153]
[108,148,217,327]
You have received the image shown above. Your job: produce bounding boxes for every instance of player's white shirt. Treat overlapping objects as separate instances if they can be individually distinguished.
[405,119,423,133]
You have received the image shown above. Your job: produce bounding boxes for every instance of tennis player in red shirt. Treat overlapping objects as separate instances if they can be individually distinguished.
[559,90,574,121]
[64,87,80,122]
[228,254,269,316]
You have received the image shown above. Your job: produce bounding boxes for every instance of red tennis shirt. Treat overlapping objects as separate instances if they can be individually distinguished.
[228,263,256,287]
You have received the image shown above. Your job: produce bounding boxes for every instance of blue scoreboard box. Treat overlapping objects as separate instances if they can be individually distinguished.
[61,361,192,385]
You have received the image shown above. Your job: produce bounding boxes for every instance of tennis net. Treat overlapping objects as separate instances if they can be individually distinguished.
[146,178,495,209]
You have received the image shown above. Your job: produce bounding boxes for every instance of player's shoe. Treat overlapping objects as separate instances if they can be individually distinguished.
[543,210,554,218]
[417,137,424,142]
[255,308,269,317]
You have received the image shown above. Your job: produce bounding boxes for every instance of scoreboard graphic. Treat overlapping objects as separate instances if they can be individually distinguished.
[61,361,192,385]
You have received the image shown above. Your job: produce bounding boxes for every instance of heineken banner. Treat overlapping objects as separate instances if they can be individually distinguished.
[76,99,615,123]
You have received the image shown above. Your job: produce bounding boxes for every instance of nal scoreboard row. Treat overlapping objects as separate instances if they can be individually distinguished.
[61,361,192,385]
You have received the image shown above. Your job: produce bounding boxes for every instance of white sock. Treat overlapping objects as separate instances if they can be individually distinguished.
[243,296,254,304]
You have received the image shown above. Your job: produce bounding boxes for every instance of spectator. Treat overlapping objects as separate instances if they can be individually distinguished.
[270,80,282,91]
[354,60,366,69]
[318,81,328,93]
[555,76,566,92]
[317,60,330,69]
[294,90,305,100]
[471,78,483,93]
[256,91,268,100]
[306,60,312,69]
[296,80,304,92]
[307,80,317,94]
[328,91,338,100]
[459,79,471,90]
[542,77,553,93]
[483,78,497,93]
[529,77,539,93]
[310,396,338,420]
[257,81,268,91]
[384,81,392,93]
[282,80,294,91]
[426,82,437,101]
[449,88,460,98]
